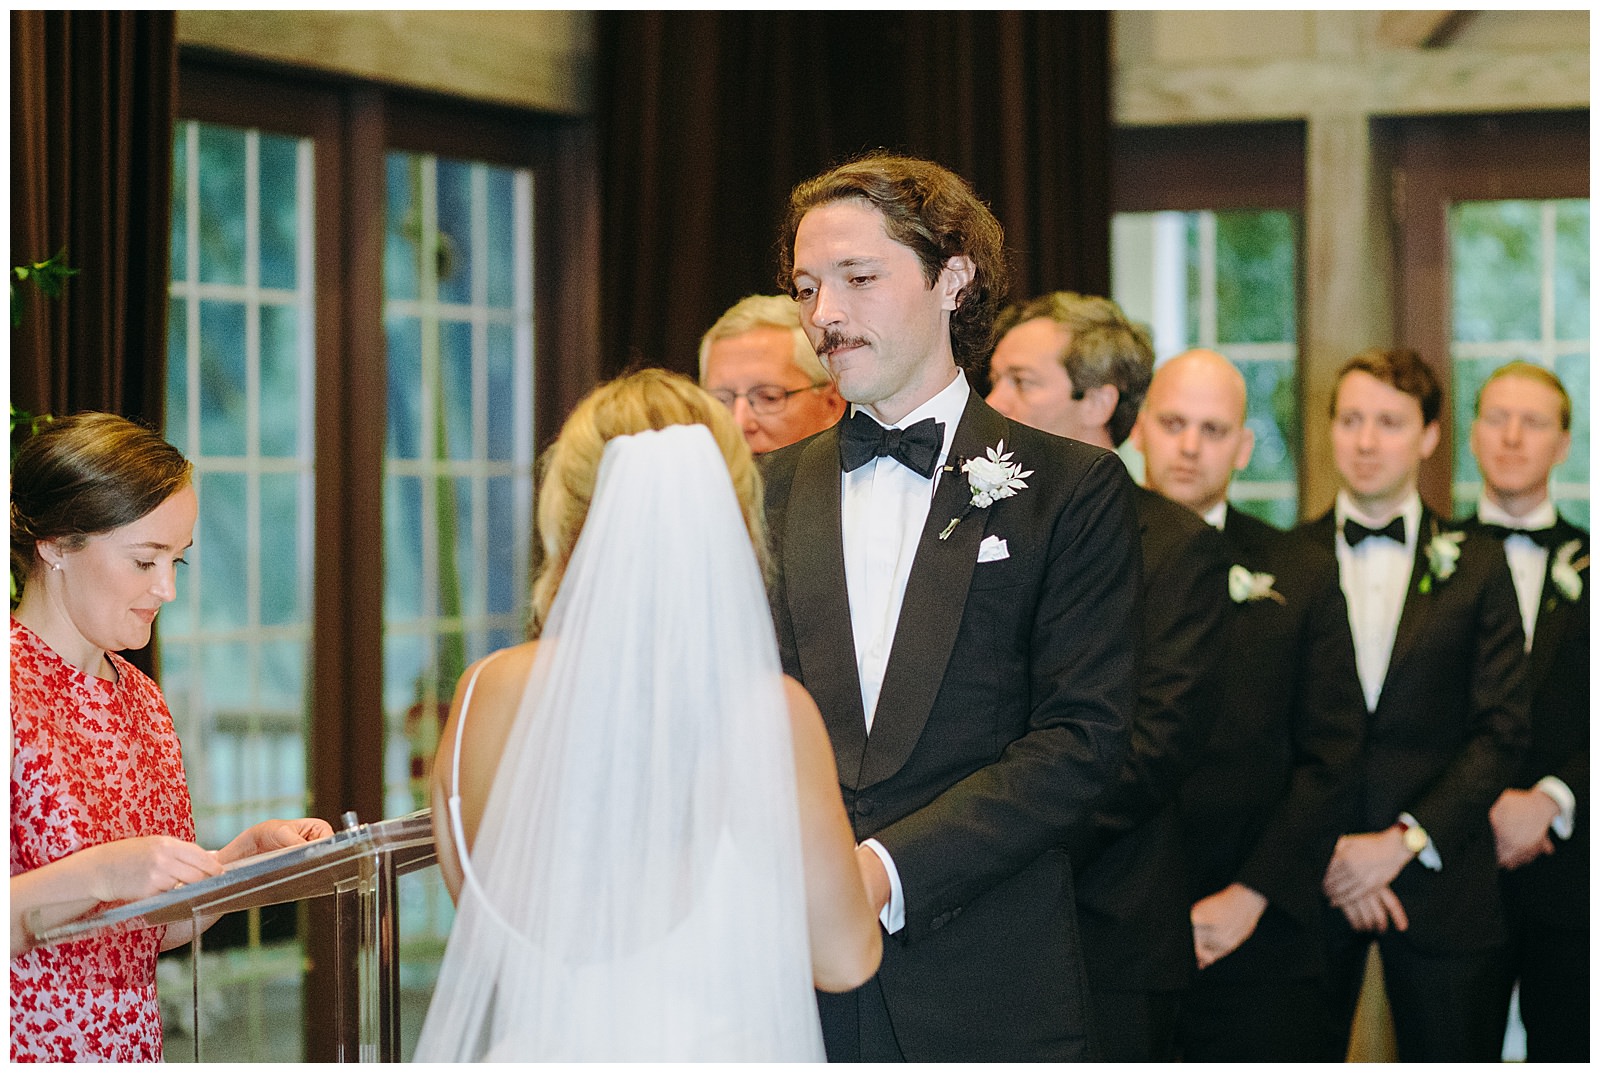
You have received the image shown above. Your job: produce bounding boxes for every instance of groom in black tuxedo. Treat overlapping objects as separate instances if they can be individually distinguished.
[1464,361,1589,1061]
[762,155,1140,1061]
[1298,347,1530,1061]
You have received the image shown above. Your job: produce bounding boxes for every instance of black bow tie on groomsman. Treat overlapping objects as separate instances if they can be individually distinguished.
[1342,516,1406,546]
[838,410,944,479]
[1477,522,1562,550]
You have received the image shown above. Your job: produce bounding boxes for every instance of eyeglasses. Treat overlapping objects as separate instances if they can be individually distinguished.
[710,383,826,415]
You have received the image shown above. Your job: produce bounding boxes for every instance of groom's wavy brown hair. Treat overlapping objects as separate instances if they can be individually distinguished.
[777,153,1009,370]
[528,368,768,638]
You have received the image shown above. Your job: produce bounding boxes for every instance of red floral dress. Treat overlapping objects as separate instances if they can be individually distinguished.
[10,618,196,1062]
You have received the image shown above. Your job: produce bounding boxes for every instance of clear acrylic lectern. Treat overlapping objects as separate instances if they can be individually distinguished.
[25,809,437,1062]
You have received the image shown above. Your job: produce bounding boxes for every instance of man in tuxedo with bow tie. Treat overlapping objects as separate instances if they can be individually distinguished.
[1133,348,1364,1060]
[761,155,1141,1061]
[1297,347,1530,1060]
[987,295,1229,1060]
[1464,361,1589,1061]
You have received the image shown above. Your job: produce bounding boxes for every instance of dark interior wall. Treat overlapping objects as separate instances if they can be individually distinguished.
[597,11,1111,381]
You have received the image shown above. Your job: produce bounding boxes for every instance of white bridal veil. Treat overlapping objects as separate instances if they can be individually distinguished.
[414,423,825,1061]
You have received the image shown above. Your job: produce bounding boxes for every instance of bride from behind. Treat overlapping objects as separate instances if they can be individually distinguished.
[414,369,880,1061]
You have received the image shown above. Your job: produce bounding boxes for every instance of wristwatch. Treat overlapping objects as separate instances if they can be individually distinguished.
[1396,816,1429,855]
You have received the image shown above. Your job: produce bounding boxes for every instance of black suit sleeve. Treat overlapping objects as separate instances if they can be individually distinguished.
[1070,507,1229,867]
[873,451,1140,936]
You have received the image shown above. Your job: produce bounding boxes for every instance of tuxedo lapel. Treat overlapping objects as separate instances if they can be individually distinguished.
[858,397,1005,787]
[1529,521,1586,689]
[781,428,870,787]
[1381,509,1441,698]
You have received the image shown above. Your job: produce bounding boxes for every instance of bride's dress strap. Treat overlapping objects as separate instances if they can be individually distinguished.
[446,648,506,888]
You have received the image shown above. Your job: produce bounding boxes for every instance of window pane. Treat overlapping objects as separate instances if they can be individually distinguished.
[386,154,420,302]
[197,472,248,633]
[199,300,248,457]
[1554,201,1589,341]
[259,133,300,290]
[260,303,301,457]
[1215,210,1297,344]
[198,126,247,286]
[486,168,515,309]
[387,314,423,460]
[385,474,425,622]
[1451,200,1542,343]
[166,298,190,455]
[486,475,519,617]
[435,158,475,306]
[1238,358,1298,485]
[442,320,474,462]
[259,473,303,627]
[487,323,517,461]
[171,129,189,283]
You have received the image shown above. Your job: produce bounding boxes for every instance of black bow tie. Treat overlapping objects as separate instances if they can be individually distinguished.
[838,411,943,479]
[1343,516,1406,547]
[1478,523,1561,550]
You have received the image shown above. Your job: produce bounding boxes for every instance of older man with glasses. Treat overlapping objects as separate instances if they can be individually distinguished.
[700,294,846,454]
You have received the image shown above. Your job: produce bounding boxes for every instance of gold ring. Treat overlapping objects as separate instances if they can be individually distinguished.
[172,880,184,891]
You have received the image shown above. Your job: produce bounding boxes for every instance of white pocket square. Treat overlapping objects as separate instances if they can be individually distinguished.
[977,535,1010,563]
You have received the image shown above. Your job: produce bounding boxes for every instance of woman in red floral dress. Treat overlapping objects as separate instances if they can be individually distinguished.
[9,413,333,1062]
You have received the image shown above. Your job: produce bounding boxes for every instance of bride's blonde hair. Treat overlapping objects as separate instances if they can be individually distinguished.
[529,368,768,637]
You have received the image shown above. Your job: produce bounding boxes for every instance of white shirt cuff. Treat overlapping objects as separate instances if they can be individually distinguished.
[1535,776,1577,840]
[1399,812,1442,871]
[860,838,905,934]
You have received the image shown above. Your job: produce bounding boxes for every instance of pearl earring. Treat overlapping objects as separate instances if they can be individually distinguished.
[51,563,62,572]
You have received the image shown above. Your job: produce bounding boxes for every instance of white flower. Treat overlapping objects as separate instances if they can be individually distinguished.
[1551,539,1588,602]
[1418,526,1465,594]
[1228,564,1284,604]
[939,440,1033,540]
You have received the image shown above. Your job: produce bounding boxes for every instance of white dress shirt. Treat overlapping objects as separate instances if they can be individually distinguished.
[842,369,969,935]
[1334,490,1422,714]
[841,370,968,729]
[1476,495,1575,840]
[1203,501,1228,531]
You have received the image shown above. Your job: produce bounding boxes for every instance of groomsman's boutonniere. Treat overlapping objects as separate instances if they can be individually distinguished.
[1551,539,1588,602]
[1418,524,1465,594]
[939,440,1032,540]
[1228,564,1285,604]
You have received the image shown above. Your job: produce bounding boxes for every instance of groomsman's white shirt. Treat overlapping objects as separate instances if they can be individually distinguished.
[841,369,968,935]
[1476,495,1575,839]
[1333,489,1422,714]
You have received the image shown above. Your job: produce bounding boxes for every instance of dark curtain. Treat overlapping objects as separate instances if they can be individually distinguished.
[10,10,177,427]
[597,11,1110,381]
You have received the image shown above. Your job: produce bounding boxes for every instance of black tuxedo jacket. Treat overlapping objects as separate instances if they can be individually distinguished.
[1072,485,1229,993]
[762,394,1141,1061]
[1178,507,1364,985]
[1298,505,1531,953]
[1464,513,1589,930]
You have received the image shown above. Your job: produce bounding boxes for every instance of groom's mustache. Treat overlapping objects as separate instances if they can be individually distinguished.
[817,330,868,357]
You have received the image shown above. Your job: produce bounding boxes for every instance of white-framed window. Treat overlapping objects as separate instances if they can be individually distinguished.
[1113,208,1301,527]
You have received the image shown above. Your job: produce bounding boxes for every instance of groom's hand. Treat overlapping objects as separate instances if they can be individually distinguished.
[855,844,890,914]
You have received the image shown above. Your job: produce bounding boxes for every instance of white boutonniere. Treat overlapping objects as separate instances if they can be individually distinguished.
[1418,523,1465,594]
[938,440,1032,540]
[1228,564,1285,604]
[1551,539,1588,602]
